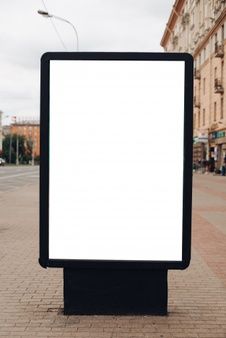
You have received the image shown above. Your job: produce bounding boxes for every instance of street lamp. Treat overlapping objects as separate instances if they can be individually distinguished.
[37,10,79,51]
[2,114,13,164]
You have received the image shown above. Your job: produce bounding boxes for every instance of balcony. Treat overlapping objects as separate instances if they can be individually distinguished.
[194,96,200,108]
[172,35,178,48]
[215,42,224,58]
[214,0,226,18]
[194,68,201,80]
[182,12,190,28]
[215,79,224,94]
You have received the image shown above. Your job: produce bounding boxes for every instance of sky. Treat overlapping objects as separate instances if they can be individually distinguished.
[0,0,174,124]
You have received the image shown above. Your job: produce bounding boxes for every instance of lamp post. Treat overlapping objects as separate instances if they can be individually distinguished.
[31,126,35,166]
[9,134,12,164]
[37,10,79,51]
[16,135,19,165]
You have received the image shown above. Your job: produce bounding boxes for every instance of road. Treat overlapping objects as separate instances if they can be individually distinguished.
[0,166,39,192]
[0,169,225,337]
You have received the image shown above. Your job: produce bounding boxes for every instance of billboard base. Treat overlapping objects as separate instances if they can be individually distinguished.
[64,268,168,315]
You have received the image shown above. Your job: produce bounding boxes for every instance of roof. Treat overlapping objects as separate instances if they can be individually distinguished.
[160,0,185,48]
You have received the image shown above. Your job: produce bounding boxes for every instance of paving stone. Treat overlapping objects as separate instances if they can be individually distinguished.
[0,173,226,337]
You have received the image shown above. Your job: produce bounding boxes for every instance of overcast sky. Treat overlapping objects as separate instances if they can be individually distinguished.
[0,0,174,123]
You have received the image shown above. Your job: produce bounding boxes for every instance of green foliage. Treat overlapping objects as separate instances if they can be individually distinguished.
[2,134,33,164]
[34,155,40,165]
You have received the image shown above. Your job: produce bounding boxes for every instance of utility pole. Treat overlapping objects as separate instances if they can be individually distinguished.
[9,134,12,164]
[16,134,19,165]
[31,140,35,166]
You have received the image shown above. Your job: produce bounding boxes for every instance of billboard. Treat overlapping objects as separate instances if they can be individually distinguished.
[39,52,193,270]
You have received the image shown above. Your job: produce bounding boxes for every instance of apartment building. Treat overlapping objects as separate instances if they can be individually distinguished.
[10,119,40,157]
[161,0,226,169]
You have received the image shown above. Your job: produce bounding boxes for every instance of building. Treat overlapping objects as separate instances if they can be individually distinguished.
[0,111,2,153]
[9,119,40,158]
[161,0,226,169]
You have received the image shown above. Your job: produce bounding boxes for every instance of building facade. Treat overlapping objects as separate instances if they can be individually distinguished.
[161,0,226,169]
[9,120,40,157]
[0,111,2,154]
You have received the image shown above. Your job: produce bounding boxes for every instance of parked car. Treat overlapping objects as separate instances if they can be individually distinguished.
[0,158,6,166]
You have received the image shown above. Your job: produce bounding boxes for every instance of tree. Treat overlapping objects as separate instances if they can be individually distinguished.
[24,138,33,163]
[2,134,32,164]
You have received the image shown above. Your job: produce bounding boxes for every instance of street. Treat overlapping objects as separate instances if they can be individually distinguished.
[0,166,39,193]
[0,169,226,337]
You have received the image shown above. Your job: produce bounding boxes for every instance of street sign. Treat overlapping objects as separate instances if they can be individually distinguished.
[197,137,208,143]
[40,52,193,271]
[197,131,208,143]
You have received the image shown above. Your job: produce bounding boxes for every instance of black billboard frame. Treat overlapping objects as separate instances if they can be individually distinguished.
[39,52,193,271]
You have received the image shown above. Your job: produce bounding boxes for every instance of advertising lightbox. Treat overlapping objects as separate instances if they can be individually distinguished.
[39,52,193,270]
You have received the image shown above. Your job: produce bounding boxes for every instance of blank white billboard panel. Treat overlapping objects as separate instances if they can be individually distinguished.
[48,60,185,262]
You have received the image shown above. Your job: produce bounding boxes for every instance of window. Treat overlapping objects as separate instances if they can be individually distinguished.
[221,97,224,119]
[198,111,200,128]
[203,78,206,95]
[204,3,208,27]
[214,67,217,79]
[191,11,195,27]
[222,25,224,42]
[203,108,205,126]
[214,102,217,121]
[211,36,214,53]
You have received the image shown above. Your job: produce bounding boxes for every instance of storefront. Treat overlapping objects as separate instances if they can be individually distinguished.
[209,130,226,169]
[193,142,205,163]
[193,131,208,164]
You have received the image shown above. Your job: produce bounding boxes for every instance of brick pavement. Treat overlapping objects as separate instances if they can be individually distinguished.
[0,174,226,337]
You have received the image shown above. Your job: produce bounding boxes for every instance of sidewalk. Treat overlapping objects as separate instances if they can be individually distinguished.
[0,176,226,338]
